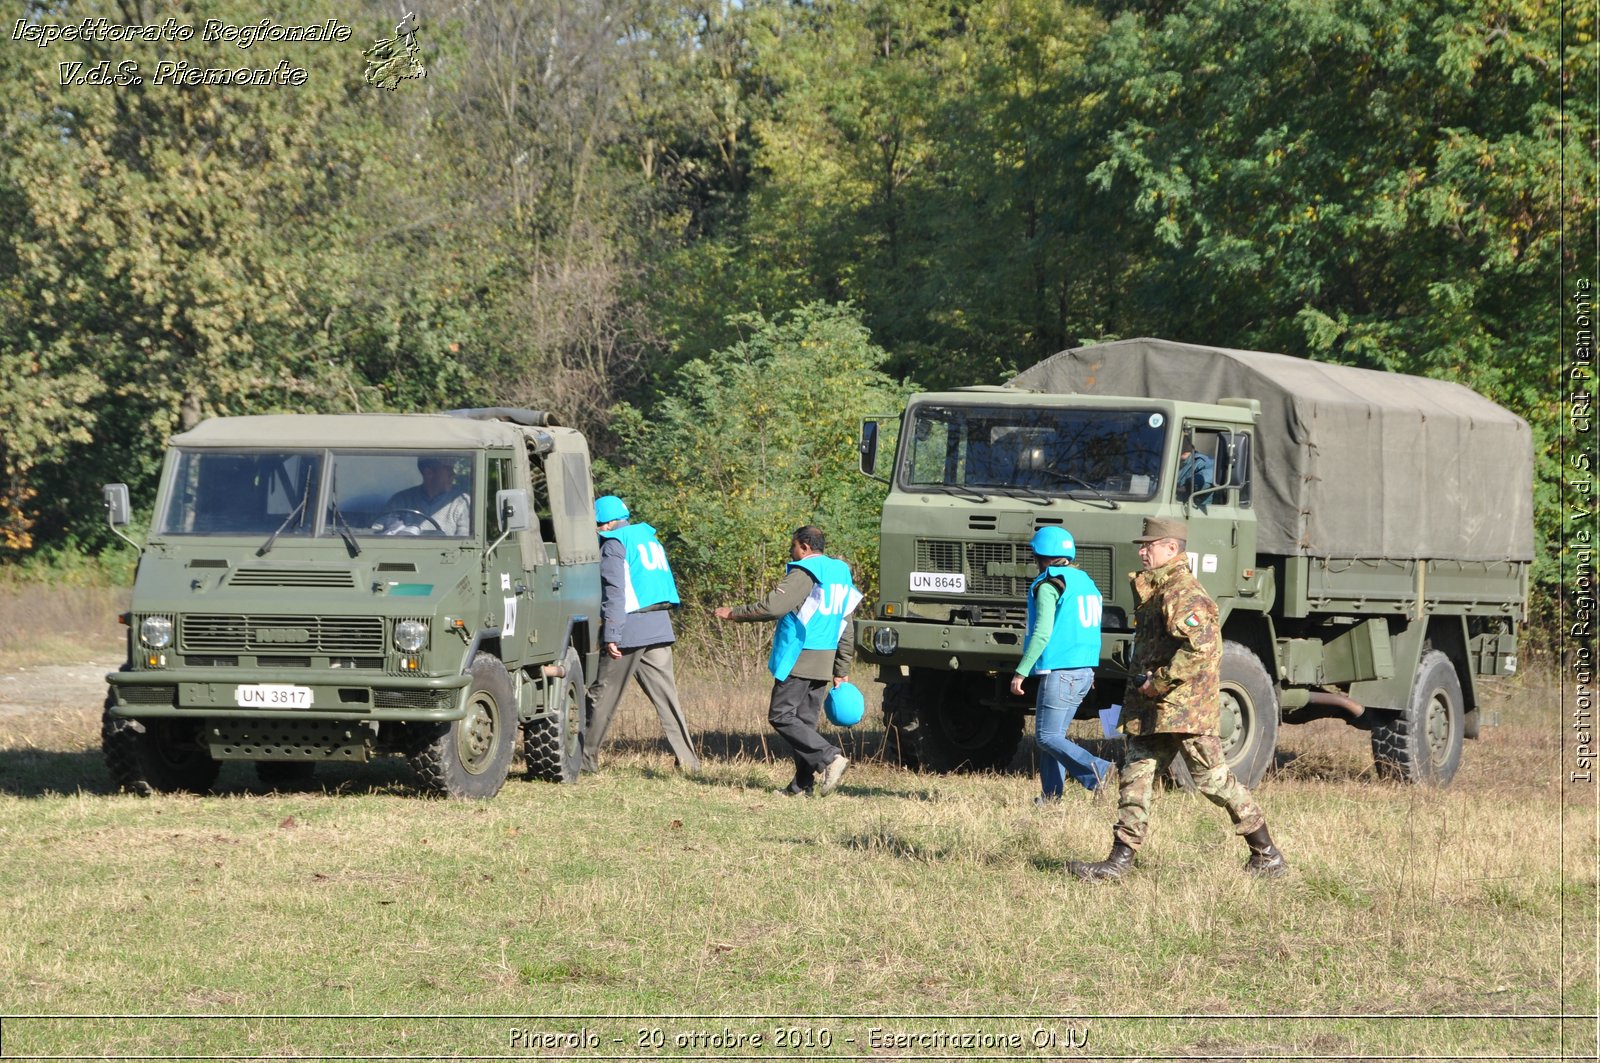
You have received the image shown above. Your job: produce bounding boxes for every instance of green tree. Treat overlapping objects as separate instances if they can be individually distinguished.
[599,303,914,610]
[1075,0,1593,591]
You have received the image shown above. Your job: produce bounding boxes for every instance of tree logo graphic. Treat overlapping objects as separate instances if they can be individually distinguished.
[363,12,425,91]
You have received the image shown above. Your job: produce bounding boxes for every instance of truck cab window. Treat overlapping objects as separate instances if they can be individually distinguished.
[902,404,1165,501]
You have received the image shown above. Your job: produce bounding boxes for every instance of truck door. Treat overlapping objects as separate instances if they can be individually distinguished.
[483,450,537,669]
[1178,425,1255,600]
[541,438,602,666]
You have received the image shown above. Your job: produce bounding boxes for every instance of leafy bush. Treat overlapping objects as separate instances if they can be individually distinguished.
[598,303,913,612]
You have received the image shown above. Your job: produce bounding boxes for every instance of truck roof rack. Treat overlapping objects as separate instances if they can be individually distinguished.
[445,408,560,427]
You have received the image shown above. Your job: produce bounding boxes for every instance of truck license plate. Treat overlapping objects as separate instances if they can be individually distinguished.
[910,571,966,593]
[234,683,314,708]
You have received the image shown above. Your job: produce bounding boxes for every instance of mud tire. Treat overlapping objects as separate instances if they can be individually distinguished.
[410,653,517,798]
[102,692,220,796]
[524,647,583,784]
[1371,649,1464,785]
[888,668,1024,773]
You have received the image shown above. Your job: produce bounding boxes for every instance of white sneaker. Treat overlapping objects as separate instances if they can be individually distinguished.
[818,755,849,795]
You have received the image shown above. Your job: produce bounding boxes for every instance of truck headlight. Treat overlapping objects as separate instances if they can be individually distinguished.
[872,626,899,656]
[393,620,428,653]
[139,616,174,649]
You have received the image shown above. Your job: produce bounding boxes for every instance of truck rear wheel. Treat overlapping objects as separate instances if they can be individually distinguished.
[1167,641,1279,791]
[1371,649,1464,785]
[524,647,583,784]
[411,653,517,798]
[888,669,1024,773]
[102,695,220,796]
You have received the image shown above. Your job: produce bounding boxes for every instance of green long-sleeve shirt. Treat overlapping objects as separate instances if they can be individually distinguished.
[1014,579,1060,677]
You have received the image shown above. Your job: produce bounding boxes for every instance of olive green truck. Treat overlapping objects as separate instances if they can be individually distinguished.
[856,339,1532,786]
[102,408,599,798]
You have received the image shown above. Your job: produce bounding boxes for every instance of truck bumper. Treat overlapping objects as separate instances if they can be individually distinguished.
[105,669,473,723]
[855,619,1134,676]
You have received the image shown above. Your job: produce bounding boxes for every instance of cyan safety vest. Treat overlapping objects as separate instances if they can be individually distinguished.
[1025,565,1102,672]
[768,555,862,681]
[599,522,680,613]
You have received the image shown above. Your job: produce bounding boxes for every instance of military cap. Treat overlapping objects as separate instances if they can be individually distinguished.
[1133,516,1187,543]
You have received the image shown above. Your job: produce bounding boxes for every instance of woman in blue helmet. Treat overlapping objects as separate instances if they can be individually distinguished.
[1008,526,1114,802]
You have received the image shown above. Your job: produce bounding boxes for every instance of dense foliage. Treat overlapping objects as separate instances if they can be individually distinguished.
[1,0,1591,612]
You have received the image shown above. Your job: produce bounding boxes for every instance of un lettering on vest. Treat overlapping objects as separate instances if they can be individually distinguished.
[1077,595,1102,628]
[636,540,670,572]
[794,580,862,648]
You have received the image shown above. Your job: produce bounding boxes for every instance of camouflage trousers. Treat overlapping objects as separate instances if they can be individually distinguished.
[1113,733,1266,851]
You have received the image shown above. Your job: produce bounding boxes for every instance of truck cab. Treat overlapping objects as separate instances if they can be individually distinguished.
[102,408,600,799]
[857,388,1259,772]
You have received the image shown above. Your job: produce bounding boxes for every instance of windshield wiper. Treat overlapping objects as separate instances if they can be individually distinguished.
[257,467,315,556]
[991,485,1053,506]
[922,483,990,503]
[328,496,363,557]
[256,496,309,556]
[1047,472,1121,510]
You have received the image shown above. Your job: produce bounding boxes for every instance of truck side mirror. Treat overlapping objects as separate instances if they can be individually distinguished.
[103,483,131,527]
[1230,433,1252,504]
[859,420,879,476]
[496,489,531,533]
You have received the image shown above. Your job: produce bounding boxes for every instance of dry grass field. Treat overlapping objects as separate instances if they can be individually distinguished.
[0,584,1594,1060]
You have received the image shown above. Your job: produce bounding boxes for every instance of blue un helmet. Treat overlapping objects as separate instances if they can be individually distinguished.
[825,682,866,727]
[1029,526,1076,561]
[594,495,629,524]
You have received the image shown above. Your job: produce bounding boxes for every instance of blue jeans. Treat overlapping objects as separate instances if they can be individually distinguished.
[1035,668,1112,797]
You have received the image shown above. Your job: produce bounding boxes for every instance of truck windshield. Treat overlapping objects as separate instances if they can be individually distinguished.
[901,404,1165,501]
[325,451,474,538]
[157,450,322,536]
[154,449,477,539]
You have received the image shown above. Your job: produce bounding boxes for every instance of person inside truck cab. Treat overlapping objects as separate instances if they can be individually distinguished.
[1176,443,1214,511]
[377,456,470,536]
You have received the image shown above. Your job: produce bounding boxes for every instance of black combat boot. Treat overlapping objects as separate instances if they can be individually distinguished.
[1243,825,1288,878]
[1067,840,1135,883]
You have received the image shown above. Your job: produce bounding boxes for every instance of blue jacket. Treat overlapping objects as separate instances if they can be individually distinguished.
[769,555,862,681]
[598,522,680,612]
[1022,565,1102,672]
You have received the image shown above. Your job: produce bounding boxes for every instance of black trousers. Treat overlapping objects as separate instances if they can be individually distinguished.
[768,675,839,785]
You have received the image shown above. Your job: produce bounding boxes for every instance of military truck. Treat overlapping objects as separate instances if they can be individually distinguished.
[855,339,1532,787]
[100,408,600,799]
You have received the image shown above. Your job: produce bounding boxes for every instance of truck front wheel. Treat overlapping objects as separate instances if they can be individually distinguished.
[524,647,583,784]
[411,653,517,798]
[1371,649,1464,785]
[886,669,1024,773]
[102,696,220,796]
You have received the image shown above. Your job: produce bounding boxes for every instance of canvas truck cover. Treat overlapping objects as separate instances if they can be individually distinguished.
[1009,338,1534,562]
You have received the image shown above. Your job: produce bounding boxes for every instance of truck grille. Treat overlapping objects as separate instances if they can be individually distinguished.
[180,614,386,655]
[374,688,459,711]
[914,539,1114,598]
[227,569,357,588]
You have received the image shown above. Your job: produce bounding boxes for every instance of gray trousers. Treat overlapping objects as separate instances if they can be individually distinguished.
[769,675,840,787]
[583,643,699,771]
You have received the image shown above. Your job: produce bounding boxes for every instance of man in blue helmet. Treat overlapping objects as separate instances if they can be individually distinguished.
[582,494,700,774]
[1009,525,1114,804]
[715,525,863,796]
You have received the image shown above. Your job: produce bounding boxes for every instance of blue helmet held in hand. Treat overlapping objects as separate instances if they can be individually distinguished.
[1029,526,1076,561]
[825,681,865,727]
[594,495,629,524]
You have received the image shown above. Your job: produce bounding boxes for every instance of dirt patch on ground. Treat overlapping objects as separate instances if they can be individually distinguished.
[0,658,121,718]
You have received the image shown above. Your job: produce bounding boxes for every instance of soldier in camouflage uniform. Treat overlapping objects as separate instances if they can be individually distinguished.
[1067,517,1287,882]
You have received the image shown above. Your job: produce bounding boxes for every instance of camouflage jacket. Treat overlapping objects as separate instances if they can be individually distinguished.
[1120,554,1221,736]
